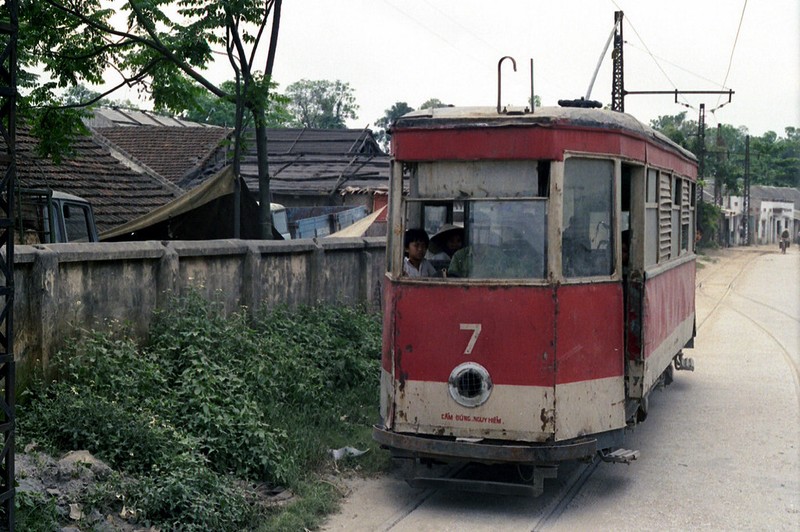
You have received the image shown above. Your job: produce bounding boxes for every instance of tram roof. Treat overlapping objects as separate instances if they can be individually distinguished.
[393,106,697,162]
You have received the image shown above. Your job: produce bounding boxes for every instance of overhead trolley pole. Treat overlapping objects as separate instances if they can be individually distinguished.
[0,0,16,528]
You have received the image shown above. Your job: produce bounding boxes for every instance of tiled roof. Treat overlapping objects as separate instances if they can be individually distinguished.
[750,185,800,207]
[89,107,391,199]
[229,128,390,197]
[16,128,181,233]
[93,125,231,185]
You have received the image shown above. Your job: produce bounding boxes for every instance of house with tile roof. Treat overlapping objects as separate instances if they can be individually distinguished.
[89,109,391,205]
[16,127,181,234]
[88,108,391,238]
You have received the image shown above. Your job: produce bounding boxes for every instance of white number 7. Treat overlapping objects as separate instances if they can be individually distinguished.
[460,323,482,355]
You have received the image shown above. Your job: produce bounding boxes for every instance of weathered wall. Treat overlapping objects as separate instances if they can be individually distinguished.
[13,237,386,389]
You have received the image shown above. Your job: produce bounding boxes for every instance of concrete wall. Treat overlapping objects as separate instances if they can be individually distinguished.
[13,237,386,389]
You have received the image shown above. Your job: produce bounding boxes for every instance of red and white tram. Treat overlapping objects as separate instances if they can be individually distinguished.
[373,102,697,493]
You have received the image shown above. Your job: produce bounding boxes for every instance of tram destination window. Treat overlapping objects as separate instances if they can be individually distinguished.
[562,158,613,278]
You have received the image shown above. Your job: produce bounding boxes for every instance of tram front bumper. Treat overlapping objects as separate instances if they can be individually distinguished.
[372,425,609,464]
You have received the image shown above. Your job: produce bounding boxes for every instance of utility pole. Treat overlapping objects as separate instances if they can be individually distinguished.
[743,135,751,245]
[0,1,16,528]
[714,123,726,208]
[610,11,734,115]
[611,11,624,112]
[695,104,707,241]
[697,103,706,201]
[714,124,727,245]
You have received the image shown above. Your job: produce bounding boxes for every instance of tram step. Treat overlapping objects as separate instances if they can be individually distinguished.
[675,355,695,371]
[599,448,640,464]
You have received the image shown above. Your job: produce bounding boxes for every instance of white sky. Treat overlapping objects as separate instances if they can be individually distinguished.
[113,0,800,137]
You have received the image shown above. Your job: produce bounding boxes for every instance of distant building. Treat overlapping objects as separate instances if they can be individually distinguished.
[749,186,800,245]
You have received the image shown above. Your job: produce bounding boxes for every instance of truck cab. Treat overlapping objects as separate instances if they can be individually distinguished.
[16,189,99,244]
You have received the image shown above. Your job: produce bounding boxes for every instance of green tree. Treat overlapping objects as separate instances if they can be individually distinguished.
[420,98,448,110]
[285,79,358,129]
[374,101,414,150]
[181,80,291,128]
[19,0,285,238]
[650,112,698,151]
[750,130,800,188]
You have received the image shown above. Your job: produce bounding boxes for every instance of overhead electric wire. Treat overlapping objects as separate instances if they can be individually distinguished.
[419,0,504,57]
[625,42,730,89]
[715,0,747,110]
[380,0,487,66]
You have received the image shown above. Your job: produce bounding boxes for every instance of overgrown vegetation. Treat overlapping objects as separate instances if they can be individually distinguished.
[17,292,386,530]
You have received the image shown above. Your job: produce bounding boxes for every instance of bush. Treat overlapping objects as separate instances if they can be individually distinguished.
[17,293,383,529]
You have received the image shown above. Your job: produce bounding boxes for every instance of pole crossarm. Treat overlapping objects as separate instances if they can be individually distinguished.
[624,89,734,103]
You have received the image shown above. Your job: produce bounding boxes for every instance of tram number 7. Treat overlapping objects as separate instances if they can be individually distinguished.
[459,323,482,355]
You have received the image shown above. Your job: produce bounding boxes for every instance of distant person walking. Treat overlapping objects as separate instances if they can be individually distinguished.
[779,228,790,254]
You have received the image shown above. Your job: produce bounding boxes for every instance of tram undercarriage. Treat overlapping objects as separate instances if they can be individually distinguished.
[374,350,694,496]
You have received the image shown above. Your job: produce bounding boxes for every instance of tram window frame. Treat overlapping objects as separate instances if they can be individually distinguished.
[399,159,550,281]
[402,196,549,281]
[645,172,695,264]
[689,182,696,252]
[561,157,615,279]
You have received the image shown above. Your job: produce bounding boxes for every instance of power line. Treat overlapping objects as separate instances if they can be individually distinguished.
[625,42,731,90]
[419,0,503,57]
[379,0,486,66]
[715,0,747,109]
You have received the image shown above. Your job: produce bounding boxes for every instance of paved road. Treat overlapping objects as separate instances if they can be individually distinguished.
[323,246,799,531]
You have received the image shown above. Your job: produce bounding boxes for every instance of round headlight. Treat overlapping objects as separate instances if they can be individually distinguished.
[448,362,492,408]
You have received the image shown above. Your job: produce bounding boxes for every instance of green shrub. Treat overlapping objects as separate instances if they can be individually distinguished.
[15,490,60,532]
[17,292,383,529]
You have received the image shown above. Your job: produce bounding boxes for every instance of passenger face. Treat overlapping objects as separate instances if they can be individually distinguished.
[407,240,428,262]
[446,233,463,252]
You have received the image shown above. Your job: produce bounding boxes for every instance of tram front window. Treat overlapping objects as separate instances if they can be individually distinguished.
[562,158,614,278]
[448,200,547,279]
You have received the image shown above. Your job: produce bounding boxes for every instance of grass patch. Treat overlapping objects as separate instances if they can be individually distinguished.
[17,291,387,530]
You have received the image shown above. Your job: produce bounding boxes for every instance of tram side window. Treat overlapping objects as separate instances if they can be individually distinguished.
[562,158,614,278]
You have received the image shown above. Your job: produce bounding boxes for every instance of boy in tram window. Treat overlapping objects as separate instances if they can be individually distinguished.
[403,228,437,278]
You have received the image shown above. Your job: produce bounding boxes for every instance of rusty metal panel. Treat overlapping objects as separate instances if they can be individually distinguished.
[627,258,696,398]
[642,259,695,359]
[373,425,602,464]
[554,283,625,384]
[386,282,556,441]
